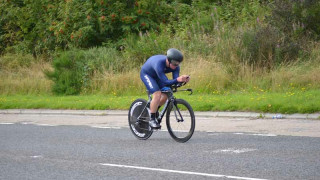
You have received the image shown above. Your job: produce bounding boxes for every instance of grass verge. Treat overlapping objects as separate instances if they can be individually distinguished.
[1,90,319,114]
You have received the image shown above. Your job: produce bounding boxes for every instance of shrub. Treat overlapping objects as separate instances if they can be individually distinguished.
[239,0,320,69]
[241,25,305,69]
[0,53,34,69]
[0,0,172,55]
[269,0,320,40]
[123,31,171,66]
[45,47,126,95]
[45,50,89,95]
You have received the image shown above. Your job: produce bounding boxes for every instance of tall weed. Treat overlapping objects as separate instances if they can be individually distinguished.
[0,61,52,95]
[0,53,34,69]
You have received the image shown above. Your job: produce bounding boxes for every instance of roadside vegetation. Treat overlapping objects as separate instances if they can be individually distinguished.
[1,89,320,113]
[1,0,320,113]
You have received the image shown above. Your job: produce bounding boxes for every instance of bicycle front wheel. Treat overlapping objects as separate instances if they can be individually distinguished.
[166,99,195,143]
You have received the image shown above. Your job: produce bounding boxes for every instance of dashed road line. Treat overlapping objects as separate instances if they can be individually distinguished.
[234,133,277,137]
[90,126,122,129]
[30,155,43,159]
[208,148,258,154]
[35,124,58,127]
[0,123,278,137]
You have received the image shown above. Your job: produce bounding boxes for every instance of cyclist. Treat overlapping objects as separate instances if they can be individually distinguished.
[140,48,190,129]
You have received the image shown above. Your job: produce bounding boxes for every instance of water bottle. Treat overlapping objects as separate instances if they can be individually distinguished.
[272,114,283,119]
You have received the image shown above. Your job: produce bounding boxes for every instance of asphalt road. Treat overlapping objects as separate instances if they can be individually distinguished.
[1,122,320,180]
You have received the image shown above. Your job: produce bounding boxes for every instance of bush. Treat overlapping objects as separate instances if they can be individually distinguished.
[123,31,172,66]
[45,47,126,95]
[239,0,320,69]
[0,0,172,55]
[214,0,264,25]
[240,0,320,70]
[0,53,34,69]
[241,25,304,69]
[269,0,320,39]
[45,50,88,95]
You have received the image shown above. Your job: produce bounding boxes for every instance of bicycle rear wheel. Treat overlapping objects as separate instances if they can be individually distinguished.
[166,99,195,143]
[128,99,153,140]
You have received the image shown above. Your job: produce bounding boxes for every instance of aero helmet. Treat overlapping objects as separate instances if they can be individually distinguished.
[166,48,183,63]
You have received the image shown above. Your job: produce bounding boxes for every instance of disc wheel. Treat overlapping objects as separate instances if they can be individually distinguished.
[128,99,153,140]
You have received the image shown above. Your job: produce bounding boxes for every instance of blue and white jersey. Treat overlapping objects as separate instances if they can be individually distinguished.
[140,55,180,93]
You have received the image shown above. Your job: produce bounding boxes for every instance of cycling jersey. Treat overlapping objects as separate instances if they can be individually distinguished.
[140,55,180,93]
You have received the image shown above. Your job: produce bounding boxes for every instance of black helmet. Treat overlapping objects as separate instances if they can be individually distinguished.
[167,48,183,63]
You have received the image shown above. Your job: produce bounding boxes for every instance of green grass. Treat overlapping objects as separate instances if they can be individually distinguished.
[1,90,319,114]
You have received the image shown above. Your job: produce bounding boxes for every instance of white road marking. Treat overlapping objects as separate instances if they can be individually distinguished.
[35,124,57,127]
[21,122,34,125]
[234,133,277,137]
[100,163,267,180]
[159,129,168,132]
[208,148,257,154]
[251,133,277,137]
[0,123,14,125]
[234,133,245,135]
[90,126,121,129]
[30,155,43,159]
[208,133,222,136]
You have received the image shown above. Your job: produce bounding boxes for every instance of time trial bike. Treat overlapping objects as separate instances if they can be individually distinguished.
[128,83,195,143]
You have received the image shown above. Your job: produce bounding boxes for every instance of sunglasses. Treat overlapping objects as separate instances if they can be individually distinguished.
[171,60,180,67]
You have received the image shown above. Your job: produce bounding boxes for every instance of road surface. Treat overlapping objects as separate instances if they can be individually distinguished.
[1,112,320,179]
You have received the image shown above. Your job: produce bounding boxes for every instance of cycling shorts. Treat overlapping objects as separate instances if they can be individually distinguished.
[140,71,165,94]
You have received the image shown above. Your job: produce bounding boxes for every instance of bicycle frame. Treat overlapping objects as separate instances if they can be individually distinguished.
[137,88,185,124]
[129,83,195,142]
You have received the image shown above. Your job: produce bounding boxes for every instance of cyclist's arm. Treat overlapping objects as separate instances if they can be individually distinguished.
[154,63,178,86]
[172,67,180,81]
[157,71,178,86]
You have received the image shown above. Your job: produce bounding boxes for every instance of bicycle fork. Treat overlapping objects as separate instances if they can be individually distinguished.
[172,99,184,122]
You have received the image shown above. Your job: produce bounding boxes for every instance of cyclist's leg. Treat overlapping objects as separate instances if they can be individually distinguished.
[140,72,161,128]
[155,93,168,124]
[150,91,161,114]
[158,82,169,106]
[140,72,160,94]
[159,93,168,106]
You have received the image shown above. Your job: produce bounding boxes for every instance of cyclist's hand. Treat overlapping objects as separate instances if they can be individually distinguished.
[185,75,190,83]
[177,75,190,83]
